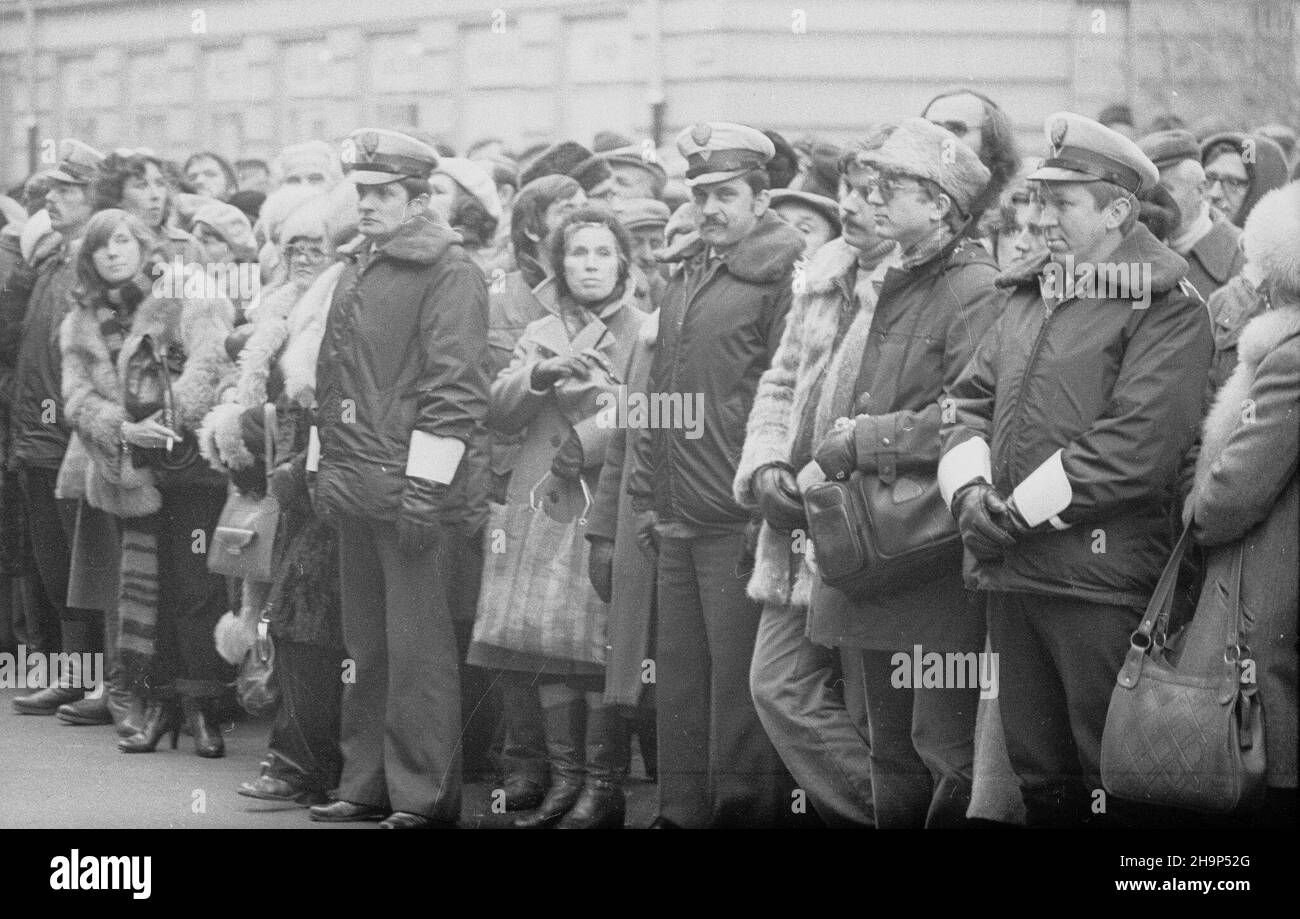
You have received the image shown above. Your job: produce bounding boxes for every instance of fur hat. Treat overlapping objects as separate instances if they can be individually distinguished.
[192,201,257,261]
[278,182,359,249]
[434,157,503,221]
[857,117,991,217]
[1242,180,1300,298]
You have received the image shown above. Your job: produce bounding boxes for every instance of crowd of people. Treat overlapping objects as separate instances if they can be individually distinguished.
[0,89,1296,829]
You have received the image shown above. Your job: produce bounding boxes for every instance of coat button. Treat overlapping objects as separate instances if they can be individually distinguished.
[551,435,562,447]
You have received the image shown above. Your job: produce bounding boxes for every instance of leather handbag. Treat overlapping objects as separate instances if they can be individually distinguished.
[1100,523,1266,815]
[235,609,279,716]
[208,403,281,581]
[803,467,962,597]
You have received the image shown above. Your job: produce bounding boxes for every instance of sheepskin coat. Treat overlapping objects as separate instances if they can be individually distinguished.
[58,279,235,517]
[1186,303,1300,787]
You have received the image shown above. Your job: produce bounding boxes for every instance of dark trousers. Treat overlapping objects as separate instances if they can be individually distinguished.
[452,618,503,781]
[148,486,231,695]
[854,649,978,827]
[986,591,1152,827]
[497,669,548,785]
[656,531,795,827]
[266,639,344,792]
[336,517,461,821]
[18,465,84,649]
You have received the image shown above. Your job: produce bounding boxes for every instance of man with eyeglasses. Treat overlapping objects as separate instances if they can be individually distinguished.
[939,113,1213,827]
[921,88,1021,226]
[1139,129,1243,301]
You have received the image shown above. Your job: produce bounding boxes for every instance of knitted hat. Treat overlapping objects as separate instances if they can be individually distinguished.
[434,157,503,220]
[856,117,991,217]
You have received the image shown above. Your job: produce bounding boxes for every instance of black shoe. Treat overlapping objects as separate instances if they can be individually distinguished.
[513,697,587,829]
[647,816,682,829]
[501,774,547,812]
[238,775,328,807]
[181,697,225,759]
[557,779,626,829]
[13,685,83,715]
[118,700,182,753]
[379,811,455,829]
[309,800,387,823]
[56,694,112,726]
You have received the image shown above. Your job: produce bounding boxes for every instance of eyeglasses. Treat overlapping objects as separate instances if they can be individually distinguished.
[859,172,928,202]
[1204,172,1249,193]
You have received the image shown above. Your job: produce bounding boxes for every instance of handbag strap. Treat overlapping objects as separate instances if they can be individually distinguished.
[528,471,594,526]
[1117,521,1193,689]
[263,402,278,491]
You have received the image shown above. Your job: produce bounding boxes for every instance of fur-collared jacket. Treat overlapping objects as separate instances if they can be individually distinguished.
[732,237,898,609]
[58,276,236,517]
[1186,303,1299,787]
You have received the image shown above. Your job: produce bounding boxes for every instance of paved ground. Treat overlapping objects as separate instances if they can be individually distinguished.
[0,688,659,829]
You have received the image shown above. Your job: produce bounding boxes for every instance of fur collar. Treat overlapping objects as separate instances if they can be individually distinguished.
[996,223,1189,294]
[1194,304,1300,498]
[664,210,806,285]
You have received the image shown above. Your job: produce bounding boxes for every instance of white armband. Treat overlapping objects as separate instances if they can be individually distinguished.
[405,430,466,485]
[938,437,992,507]
[1011,449,1073,529]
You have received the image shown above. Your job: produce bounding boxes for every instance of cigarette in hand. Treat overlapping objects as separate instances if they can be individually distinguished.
[165,438,174,452]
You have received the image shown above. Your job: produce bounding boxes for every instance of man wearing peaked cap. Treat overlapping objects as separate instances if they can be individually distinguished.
[1139,128,1244,299]
[599,146,669,201]
[939,111,1213,826]
[7,137,104,717]
[340,127,438,186]
[625,119,805,827]
[308,125,491,828]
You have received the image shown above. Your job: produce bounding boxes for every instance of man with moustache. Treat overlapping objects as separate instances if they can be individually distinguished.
[626,122,805,828]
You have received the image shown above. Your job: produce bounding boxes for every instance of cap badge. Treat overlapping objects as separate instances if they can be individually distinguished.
[1049,118,1069,154]
[690,123,712,147]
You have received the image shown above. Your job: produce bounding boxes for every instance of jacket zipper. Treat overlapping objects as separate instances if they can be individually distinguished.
[1004,292,1075,487]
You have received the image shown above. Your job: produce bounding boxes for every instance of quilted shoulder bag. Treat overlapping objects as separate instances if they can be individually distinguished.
[208,403,281,581]
[803,464,962,598]
[1100,523,1265,814]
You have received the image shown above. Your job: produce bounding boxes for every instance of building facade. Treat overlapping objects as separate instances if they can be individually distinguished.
[0,0,1295,187]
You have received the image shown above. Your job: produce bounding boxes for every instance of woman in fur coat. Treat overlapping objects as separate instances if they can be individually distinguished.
[198,185,357,804]
[1186,181,1300,824]
[59,208,236,757]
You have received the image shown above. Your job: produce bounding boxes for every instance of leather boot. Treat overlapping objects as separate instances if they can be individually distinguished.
[514,698,585,829]
[57,693,112,726]
[181,696,225,758]
[102,605,144,737]
[559,703,628,829]
[12,684,83,714]
[118,696,182,753]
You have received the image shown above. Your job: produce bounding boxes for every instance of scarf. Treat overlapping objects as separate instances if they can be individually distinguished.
[117,514,160,693]
[1170,203,1215,256]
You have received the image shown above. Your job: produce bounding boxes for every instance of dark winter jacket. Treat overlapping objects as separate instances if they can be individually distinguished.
[627,209,804,531]
[313,213,490,533]
[1182,213,1243,302]
[940,224,1214,608]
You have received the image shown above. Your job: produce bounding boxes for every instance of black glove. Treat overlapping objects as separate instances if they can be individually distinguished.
[396,476,447,556]
[634,509,660,561]
[814,422,858,481]
[951,481,1016,562]
[588,536,615,603]
[550,431,585,481]
[269,455,308,509]
[753,463,806,530]
[229,459,266,495]
[239,405,267,459]
[996,495,1039,540]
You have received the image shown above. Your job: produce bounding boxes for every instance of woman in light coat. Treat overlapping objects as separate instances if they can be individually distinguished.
[470,207,645,829]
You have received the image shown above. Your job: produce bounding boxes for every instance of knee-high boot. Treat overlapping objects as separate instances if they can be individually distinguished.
[559,703,628,829]
[514,697,586,829]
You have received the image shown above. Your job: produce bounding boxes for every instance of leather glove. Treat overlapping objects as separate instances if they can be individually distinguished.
[239,405,267,459]
[396,476,447,556]
[753,463,807,531]
[588,536,615,603]
[269,455,307,509]
[634,509,660,561]
[951,481,1017,562]
[530,355,590,390]
[813,421,859,481]
[550,431,585,481]
[995,495,1039,540]
[229,459,266,495]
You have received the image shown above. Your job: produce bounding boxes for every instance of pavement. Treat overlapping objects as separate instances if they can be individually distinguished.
[0,688,659,829]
